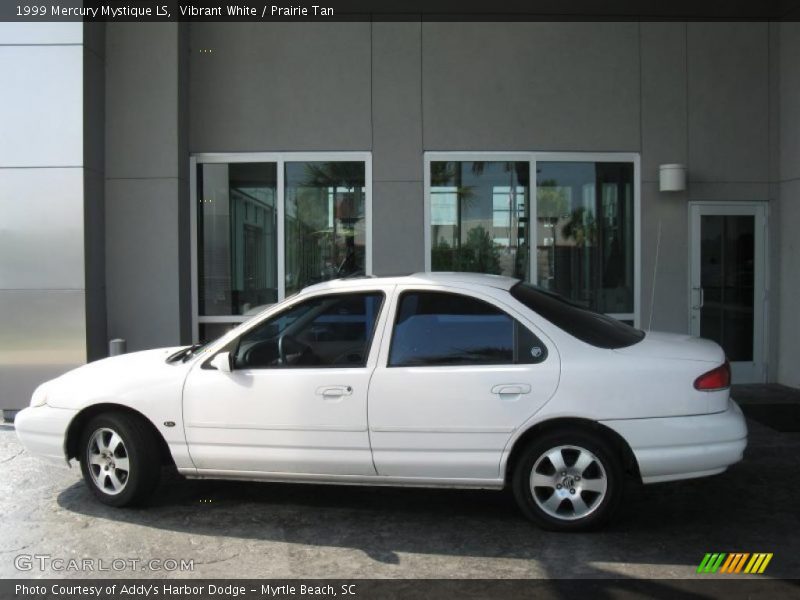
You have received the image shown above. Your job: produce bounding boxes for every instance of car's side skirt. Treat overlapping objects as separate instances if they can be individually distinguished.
[180,468,505,490]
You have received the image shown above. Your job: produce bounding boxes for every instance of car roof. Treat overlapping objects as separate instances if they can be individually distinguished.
[301,272,520,294]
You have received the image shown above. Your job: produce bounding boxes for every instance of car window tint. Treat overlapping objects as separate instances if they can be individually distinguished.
[234,292,383,369]
[509,282,644,349]
[388,291,547,367]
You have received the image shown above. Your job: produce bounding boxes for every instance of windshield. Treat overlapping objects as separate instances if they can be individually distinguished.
[509,282,644,349]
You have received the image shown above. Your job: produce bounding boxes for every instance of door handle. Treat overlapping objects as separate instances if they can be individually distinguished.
[316,385,353,398]
[491,384,531,395]
[692,287,704,310]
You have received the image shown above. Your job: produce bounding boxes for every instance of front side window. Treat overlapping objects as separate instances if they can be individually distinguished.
[388,291,547,367]
[234,292,383,369]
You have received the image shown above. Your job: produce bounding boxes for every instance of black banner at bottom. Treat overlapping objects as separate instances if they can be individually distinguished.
[2,579,800,600]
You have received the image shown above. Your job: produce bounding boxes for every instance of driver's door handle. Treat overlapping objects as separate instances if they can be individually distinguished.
[316,385,353,398]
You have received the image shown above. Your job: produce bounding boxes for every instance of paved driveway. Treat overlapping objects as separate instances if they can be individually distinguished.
[1,417,798,580]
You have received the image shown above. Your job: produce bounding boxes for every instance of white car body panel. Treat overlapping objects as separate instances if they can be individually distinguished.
[14,273,747,492]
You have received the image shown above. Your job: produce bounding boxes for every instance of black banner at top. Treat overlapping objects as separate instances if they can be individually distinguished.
[2,0,800,22]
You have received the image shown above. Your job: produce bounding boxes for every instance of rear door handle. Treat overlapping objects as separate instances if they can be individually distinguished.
[316,385,353,398]
[491,384,531,395]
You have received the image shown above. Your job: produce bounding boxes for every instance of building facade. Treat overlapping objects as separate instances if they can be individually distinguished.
[2,20,799,410]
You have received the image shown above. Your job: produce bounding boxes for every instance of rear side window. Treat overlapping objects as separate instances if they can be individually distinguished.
[509,282,644,349]
[388,291,548,367]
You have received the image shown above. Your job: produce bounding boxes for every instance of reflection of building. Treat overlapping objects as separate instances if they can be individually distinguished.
[2,19,800,410]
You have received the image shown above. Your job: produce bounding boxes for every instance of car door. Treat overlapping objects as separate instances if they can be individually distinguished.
[368,285,560,480]
[182,288,388,476]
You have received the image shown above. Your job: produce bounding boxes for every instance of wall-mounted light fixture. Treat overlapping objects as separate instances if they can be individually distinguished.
[659,164,687,192]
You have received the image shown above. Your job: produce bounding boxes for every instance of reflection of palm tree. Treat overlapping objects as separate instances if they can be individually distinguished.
[562,207,597,246]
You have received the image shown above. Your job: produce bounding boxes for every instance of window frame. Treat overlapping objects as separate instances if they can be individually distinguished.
[229,290,386,370]
[386,289,549,369]
[190,152,373,343]
[423,151,641,327]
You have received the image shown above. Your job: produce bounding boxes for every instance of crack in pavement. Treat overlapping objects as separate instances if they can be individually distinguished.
[0,449,24,464]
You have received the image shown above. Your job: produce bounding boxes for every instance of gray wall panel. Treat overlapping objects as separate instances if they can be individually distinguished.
[640,23,687,182]
[421,22,640,151]
[189,23,371,153]
[640,183,689,333]
[0,46,83,168]
[777,180,800,387]
[0,168,84,290]
[780,23,800,181]
[105,23,180,179]
[688,23,769,184]
[687,182,770,201]
[372,22,423,182]
[372,181,425,276]
[105,178,182,351]
[0,290,86,410]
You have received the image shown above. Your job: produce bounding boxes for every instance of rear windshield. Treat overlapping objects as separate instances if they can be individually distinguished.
[509,282,645,349]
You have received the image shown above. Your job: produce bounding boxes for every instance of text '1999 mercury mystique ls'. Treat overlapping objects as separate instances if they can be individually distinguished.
[15,273,747,531]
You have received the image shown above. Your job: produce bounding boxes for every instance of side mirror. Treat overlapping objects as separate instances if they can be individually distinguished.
[209,351,233,373]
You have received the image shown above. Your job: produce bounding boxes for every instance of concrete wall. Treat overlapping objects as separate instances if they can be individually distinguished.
[104,23,191,352]
[0,24,98,409]
[777,23,800,388]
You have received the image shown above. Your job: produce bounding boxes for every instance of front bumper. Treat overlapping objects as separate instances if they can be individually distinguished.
[15,405,78,466]
[601,399,748,484]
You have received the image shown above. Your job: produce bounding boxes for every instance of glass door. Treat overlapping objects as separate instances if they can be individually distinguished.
[689,202,767,383]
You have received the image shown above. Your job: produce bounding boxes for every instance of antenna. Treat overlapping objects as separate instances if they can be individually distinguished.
[648,220,662,331]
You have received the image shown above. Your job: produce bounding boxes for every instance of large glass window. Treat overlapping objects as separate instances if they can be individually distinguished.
[194,155,370,343]
[285,162,366,296]
[430,161,529,279]
[536,162,634,314]
[234,292,383,369]
[197,162,278,317]
[388,291,547,367]
[427,155,637,321]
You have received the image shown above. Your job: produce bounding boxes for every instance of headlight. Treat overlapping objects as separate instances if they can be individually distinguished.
[30,385,48,408]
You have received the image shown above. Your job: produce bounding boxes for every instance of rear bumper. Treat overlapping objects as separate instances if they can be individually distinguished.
[601,399,748,484]
[15,405,77,466]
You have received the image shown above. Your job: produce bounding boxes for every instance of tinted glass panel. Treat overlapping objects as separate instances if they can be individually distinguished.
[700,215,754,361]
[510,282,643,349]
[285,162,366,296]
[197,163,278,316]
[234,292,383,369]
[536,162,634,314]
[430,161,530,279]
[389,291,547,367]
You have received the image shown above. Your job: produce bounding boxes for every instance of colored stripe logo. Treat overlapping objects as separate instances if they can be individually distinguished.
[697,553,773,574]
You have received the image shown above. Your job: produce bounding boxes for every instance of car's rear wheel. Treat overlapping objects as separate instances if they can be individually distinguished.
[78,412,161,507]
[512,430,623,531]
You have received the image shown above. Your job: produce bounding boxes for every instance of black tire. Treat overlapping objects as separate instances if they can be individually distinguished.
[78,412,162,507]
[512,429,623,531]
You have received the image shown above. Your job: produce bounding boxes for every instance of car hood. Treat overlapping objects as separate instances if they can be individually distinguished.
[614,331,725,364]
[41,347,191,410]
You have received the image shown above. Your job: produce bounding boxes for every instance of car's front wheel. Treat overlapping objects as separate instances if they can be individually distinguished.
[512,430,623,531]
[78,412,161,507]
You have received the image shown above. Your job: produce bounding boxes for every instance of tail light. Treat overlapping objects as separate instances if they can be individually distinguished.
[694,360,731,391]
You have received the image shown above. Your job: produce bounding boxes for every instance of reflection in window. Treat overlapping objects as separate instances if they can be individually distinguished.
[285,162,366,296]
[234,292,383,369]
[430,162,529,279]
[197,162,278,317]
[536,162,634,314]
[389,291,546,367]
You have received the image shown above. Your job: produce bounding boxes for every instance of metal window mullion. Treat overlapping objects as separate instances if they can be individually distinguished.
[277,158,286,302]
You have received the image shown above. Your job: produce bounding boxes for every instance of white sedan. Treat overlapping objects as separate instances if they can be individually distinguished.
[15,273,747,530]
